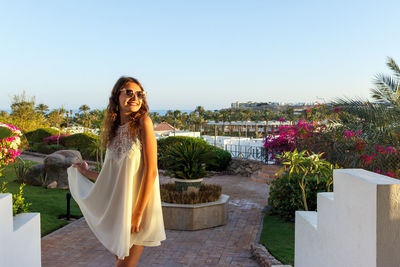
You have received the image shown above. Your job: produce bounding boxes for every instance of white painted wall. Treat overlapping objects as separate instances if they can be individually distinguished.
[202,135,264,148]
[295,169,400,267]
[156,131,201,139]
[0,193,41,267]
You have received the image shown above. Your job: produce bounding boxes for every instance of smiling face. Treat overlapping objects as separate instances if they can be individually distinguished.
[118,82,143,114]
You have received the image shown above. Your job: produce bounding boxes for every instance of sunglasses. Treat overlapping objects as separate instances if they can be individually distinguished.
[120,88,147,99]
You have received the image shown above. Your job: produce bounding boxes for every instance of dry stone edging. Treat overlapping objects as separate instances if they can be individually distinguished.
[227,158,266,177]
[250,210,292,267]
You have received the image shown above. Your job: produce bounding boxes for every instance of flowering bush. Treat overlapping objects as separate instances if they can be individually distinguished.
[264,120,400,178]
[359,145,400,177]
[0,123,22,167]
[264,119,327,162]
[43,134,69,145]
[0,122,31,216]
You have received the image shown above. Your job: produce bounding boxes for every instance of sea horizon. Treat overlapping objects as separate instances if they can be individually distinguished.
[0,108,193,116]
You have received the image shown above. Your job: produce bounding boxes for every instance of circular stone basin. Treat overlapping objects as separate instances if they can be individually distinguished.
[161,194,229,230]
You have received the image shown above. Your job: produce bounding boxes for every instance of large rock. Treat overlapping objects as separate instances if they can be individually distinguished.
[44,150,82,189]
[24,164,46,186]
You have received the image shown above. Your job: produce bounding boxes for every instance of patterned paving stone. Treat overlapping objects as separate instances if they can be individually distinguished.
[41,174,269,266]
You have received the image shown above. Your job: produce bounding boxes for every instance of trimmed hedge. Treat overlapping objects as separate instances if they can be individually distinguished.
[61,132,98,148]
[61,133,99,160]
[31,143,65,154]
[157,136,231,171]
[157,136,208,153]
[25,128,59,145]
[208,147,231,171]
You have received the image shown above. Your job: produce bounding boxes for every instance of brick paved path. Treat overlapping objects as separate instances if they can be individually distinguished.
[41,175,269,266]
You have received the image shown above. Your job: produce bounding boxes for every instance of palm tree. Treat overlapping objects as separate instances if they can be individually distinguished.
[79,105,90,114]
[149,112,161,124]
[172,110,182,135]
[78,105,91,129]
[371,57,400,105]
[243,109,253,137]
[194,106,205,134]
[334,57,400,145]
[228,108,235,136]
[220,110,229,135]
[35,104,49,115]
[189,111,198,132]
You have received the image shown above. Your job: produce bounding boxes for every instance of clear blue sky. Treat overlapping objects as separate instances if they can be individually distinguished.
[1,0,400,111]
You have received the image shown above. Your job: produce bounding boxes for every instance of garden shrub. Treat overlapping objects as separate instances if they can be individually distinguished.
[25,128,59,145]
[157,136,231,171]
[158,136,208,156]
[43,134,70,145]
[31,142,65,154]
[268,172,331,220]
[61,133,99,160]
[160,183,221,204]
[268,150,337,221]
[206,147,231,171]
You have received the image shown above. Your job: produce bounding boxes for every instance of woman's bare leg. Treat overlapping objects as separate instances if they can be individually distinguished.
[115,245,144,267]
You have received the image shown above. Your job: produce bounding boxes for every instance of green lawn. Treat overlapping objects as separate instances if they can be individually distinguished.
[259,213,295,266]
[1,159,83,237]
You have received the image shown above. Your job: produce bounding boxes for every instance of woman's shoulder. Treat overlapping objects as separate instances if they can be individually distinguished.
[139,115,153,128]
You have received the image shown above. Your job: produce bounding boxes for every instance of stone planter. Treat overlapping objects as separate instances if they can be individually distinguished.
[162,194,229,230]
[173,178,203,193]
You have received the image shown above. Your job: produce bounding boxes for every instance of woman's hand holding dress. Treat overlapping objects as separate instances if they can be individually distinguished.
[73,162,89,174]
[72,162,99,182]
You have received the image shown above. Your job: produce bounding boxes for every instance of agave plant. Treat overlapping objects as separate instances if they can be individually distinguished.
[164,139,217,180]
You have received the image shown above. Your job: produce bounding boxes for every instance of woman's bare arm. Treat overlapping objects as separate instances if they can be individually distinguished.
[131,116,158,232]
[73,162,99,182]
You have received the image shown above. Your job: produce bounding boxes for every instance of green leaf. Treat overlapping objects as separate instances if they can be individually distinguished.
[0,126,14,140]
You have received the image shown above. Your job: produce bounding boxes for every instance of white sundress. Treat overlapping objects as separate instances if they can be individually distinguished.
[67,123,166,260]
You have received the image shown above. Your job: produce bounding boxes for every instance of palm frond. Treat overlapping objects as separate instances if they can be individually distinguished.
[374,73,400,97]
[334,97,399,125]
[386,57,400,79]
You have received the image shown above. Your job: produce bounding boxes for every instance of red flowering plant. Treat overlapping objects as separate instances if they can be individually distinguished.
[333,129,400,178]
[327,130,366,167]
[264,119,327,163]
[359,145,400,178]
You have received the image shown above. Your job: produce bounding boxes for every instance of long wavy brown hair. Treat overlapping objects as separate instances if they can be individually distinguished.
[100,76,149,148]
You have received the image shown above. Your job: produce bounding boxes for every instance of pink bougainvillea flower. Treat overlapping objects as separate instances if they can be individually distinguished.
[344,131,354,139]
[386,172,395,177]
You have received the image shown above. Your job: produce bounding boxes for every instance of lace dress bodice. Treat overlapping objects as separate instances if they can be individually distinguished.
[108,123,142,157]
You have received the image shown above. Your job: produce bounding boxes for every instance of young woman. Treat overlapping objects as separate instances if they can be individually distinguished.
[68,76,166,267]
